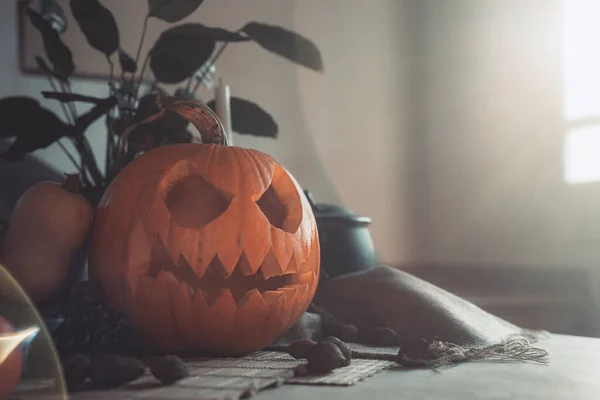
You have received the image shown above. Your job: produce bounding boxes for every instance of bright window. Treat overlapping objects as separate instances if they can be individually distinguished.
[563,0,600,184]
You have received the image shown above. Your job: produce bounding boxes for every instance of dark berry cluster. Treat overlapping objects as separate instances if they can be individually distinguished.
[52,280,139,360]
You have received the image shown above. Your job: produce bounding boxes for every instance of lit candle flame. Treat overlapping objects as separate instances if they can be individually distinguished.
[0,326,39,365]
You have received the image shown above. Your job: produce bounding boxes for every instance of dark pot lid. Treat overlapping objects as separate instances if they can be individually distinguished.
[304,190,372,226]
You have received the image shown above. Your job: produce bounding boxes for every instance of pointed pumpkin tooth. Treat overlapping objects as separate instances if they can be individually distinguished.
[290,284,310,323]
[279,286,300,333]
[238,289,266,308]
[262,290,284,308]
[170,225,201,273]
[296,283,311,309]
[192,290,211,348]
[259,251,283,279]
[298,271,316,287]
[203,290,237,346]
[173,282,196,348]
[156,270,180,289]
[193,249,217,279]
[145,197,172,252]
[218,248,243,277]
[286,254,299,274]
[123,224,153,309]
[235,289,269,350]
[241,224,271,274]
[261,292,286,341]
[270,229,294,272]
[209,289,238,311]
[149,271,183,350]
[235,252,255,275]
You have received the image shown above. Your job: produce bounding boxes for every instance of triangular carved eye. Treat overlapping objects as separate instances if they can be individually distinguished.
[256,166,302,233]
[165,174,231,228]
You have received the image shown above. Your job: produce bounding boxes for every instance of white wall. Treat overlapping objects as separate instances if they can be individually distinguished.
[417,0,600,269]
[1,1,414,265]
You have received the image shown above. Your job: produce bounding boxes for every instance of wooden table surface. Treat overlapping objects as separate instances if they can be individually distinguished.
[11,334,599,399]
[255,334,598,400]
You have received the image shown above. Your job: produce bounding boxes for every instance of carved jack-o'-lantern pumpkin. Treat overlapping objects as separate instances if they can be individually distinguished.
[89,97,320,355]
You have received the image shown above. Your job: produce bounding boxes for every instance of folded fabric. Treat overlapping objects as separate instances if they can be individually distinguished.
[272,266,549,367]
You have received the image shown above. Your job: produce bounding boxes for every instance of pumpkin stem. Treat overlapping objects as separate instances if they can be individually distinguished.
[62,172,86,194]
[113,94,227,177]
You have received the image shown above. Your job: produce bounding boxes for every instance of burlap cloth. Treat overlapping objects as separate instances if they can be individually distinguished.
[268,266,549,364]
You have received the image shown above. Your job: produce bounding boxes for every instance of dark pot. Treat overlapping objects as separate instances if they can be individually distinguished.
[304,190,377,279]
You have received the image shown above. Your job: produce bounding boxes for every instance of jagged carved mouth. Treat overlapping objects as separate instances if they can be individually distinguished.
[146,235,312,304]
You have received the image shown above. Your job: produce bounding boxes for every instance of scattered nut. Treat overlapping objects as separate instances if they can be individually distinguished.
[362,327,399,346]
[62,354,91,391]
[397,337,430,366]
[287,339,317,359]
[338,324,360,343]
[90,355,146,388]
[321,336,351,366]
[148,355,189,384]
[305,341,347,373]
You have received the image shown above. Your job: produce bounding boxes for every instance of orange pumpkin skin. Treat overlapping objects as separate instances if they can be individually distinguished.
[1,178,94,302]
[89,143,320,355]
[0,317,23,400]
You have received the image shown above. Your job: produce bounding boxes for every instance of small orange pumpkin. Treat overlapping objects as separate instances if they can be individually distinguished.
[0,173,93,303]
[89,96,320,355]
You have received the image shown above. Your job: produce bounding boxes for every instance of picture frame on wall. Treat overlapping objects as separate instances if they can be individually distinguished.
[17,0,161,81]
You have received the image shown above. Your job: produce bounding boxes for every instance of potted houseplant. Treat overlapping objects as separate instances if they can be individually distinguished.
[2,0,323,202]
[0,0,323,308]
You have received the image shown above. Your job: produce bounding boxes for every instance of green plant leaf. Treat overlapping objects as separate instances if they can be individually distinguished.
[0,104,71,161]
[70,0,119,56]
[118,49,137,73]
[0,97,41,138]
[158,23,250,42]
[25,8,74,81]
[42,92,108,104]
[148,0,204,23]
[242,22,323,71]
[150,24,217,83]
[74,97,118,133]
[207,97,278,138]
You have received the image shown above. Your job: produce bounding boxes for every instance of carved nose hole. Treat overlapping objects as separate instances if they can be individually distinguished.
[164,174,231,228]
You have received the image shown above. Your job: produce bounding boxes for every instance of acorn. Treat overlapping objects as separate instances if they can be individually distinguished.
[287,339,317,359]
[147,355,189,384]
[89,355,146,388]
[62,354,91,391]
[321,336,352,366]
[305,341,347,373]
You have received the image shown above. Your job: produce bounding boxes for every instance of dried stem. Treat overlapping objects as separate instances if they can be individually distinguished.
[192,42,231,93]
[61,172,86,194]
[135,16,149,67]
[40,70,91,186]
[111,95,227,178]
[56,140,84,175]
[134,55,150,100]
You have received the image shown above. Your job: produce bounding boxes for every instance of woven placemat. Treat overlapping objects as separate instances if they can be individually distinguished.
[288,358,396,386]
[10,349,399,400]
